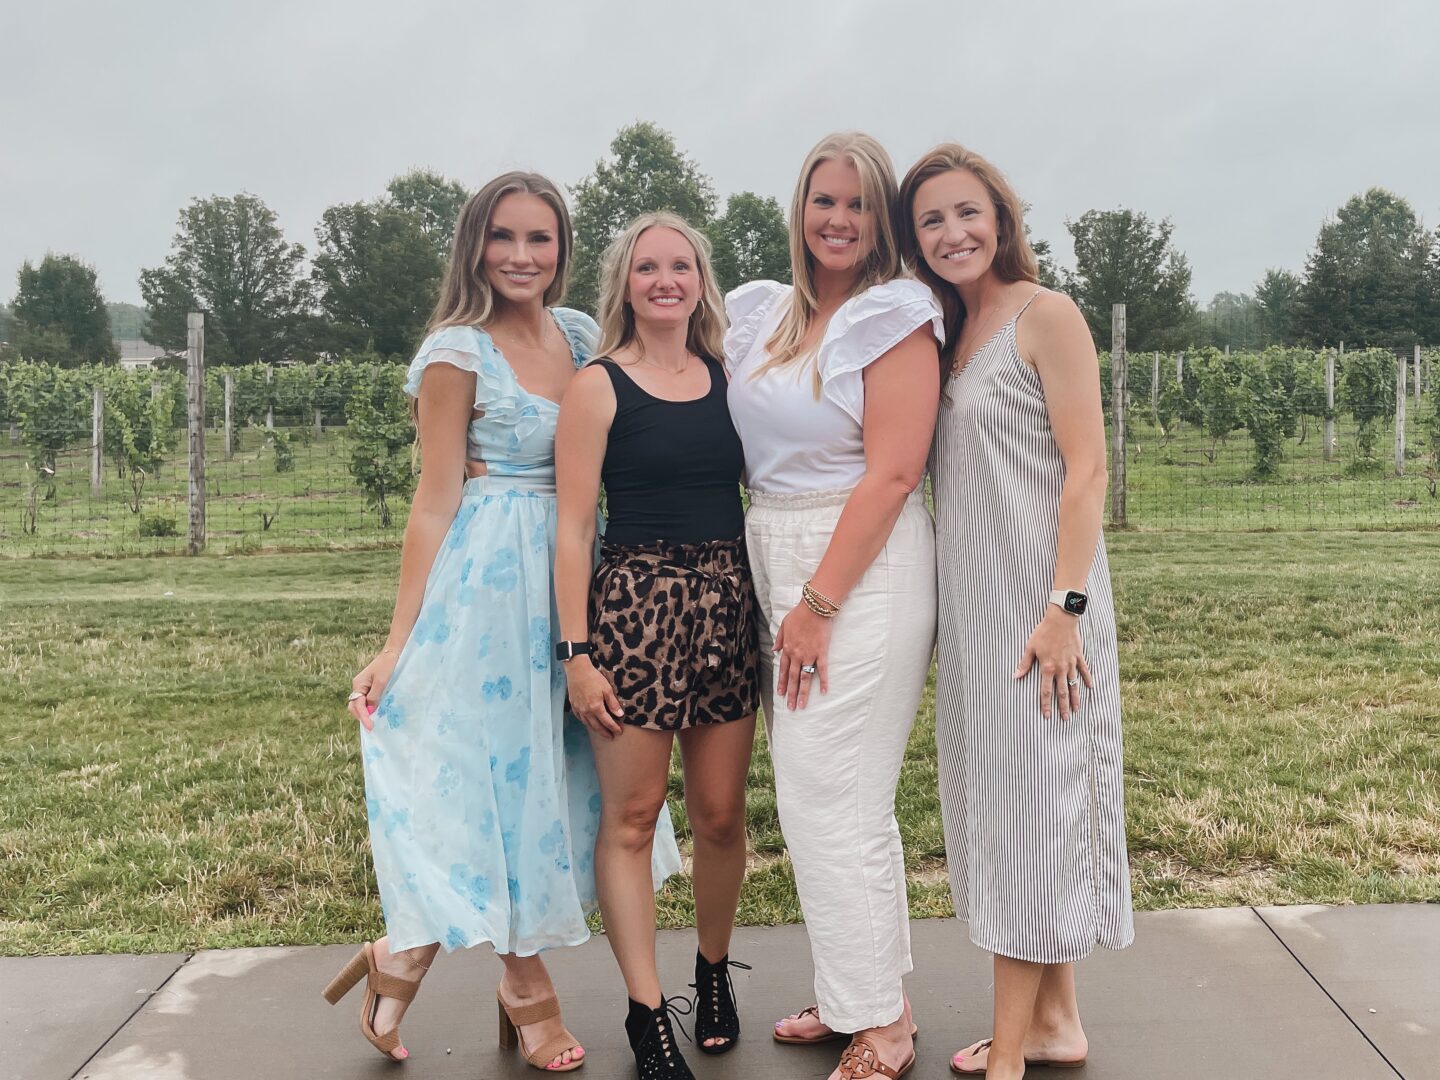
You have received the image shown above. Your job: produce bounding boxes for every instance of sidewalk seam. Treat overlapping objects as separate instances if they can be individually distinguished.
[68,952,195,1080]
[1251,907,1405,1080]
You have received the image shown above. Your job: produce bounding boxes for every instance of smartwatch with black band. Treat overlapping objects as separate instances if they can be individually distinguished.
[555,640,591,662]
[1049,589,1088,616]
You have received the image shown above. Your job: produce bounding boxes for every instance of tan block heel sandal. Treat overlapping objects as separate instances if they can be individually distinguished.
[321,941,427,1060]
[498,992,585,1072]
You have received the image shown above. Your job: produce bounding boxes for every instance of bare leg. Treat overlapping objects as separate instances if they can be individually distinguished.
[679,715,754,962]
[986,955,1045,1080]
[678,714,755,1046]
[1027,963,1087,1061]
[590,727,675,1006]
[953,957,1087,1075]
[499,953,585,1069]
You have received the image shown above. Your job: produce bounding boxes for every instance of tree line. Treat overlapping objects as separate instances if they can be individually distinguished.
[4,122,1440,368]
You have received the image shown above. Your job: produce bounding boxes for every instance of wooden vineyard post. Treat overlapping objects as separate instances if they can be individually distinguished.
[1416,344,1423,408]
[91,386,104,496]
[224,373,235,461]
[1324,346,1337,462]
[187,313,207,555]
[1151,351,1160,425]
[1395,353,1406,475]
[1110,304,1127,528]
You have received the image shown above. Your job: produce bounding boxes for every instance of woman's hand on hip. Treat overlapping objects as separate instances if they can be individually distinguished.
[349,651,399,732]
[774,603,833,711]
[1015,607,1093,721]
[565,657,625,739]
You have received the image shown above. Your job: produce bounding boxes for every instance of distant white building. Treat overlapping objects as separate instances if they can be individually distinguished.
[118,339,174,371]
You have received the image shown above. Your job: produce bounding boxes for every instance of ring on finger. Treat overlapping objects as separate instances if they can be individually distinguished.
[800,663,818,675]
[347,691,364,702]
[1066,676,1080,686]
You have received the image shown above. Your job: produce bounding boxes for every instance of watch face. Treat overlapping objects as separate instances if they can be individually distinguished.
[1064,591,1088,616]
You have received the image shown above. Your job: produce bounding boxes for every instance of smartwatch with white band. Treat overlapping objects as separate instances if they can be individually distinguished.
[1049,589,1088,616]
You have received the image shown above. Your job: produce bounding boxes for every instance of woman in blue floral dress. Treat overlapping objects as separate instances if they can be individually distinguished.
[323,171,679,1071]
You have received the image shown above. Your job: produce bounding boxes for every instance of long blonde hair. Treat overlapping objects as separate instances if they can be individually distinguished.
[756,132,904,385]
[427,171,572,332]
[595,212,726,362]
[898,144,1039,378]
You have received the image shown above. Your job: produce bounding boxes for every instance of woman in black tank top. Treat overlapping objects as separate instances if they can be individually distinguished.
[555,213,759,1079]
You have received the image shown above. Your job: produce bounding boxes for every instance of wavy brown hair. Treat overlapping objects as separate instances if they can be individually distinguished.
[427,171,572,332]
[595,212,726,363]
[899,144,1038,377]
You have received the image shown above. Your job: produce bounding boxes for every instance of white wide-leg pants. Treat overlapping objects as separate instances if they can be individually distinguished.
[745,487,937,1032]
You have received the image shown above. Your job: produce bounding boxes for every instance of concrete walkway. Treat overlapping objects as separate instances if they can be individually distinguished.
[3,905,1435,1080]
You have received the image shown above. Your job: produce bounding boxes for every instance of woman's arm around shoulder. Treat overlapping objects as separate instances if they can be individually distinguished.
[553,363,625,738]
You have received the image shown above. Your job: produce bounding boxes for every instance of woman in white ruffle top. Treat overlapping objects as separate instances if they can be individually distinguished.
[724,131,944,1080]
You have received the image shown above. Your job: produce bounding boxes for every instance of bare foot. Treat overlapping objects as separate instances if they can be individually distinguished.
[775,996,915,1044]
[951,1025,1088,1075]
[499,971,585,1070]
[370,936,437,1061]
[774,1004,839,1041]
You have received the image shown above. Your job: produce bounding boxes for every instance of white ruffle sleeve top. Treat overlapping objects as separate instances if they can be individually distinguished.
[723,279,944,495]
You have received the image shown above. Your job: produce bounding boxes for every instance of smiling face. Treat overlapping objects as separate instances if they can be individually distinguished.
[911,168,1000,288]
[626,226,701,331]
[481,192,561,306]
[802,157,874,278]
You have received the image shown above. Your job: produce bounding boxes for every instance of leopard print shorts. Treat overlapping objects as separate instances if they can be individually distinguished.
[587,537,760,731]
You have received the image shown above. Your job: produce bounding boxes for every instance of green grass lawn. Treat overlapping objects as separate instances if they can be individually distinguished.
[3,410,1437,556]
[2,532,1438,955]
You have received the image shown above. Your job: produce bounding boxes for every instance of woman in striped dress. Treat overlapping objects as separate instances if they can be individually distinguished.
[899,145,1133,1079]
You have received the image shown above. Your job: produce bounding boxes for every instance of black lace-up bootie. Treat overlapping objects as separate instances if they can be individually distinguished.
[625,996,695,1079]
[690,951,750,1054]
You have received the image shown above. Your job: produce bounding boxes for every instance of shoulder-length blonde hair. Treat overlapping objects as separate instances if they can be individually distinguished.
[757,132,904,382]
[427,170,572,332]
[594,211,726,363]
[898,144,1039,378]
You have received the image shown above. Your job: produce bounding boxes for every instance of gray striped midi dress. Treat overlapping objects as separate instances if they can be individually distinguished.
[931,290,1134,964]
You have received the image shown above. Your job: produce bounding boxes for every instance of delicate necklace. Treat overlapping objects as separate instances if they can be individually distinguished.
[956,295,1021,373]
[633,352,693,375]
[488,318,551,352]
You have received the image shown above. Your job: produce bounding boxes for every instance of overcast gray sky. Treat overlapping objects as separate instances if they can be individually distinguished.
[4,0,1437,307]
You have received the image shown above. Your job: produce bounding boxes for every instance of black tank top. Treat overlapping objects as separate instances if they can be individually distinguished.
[595,355,745,547]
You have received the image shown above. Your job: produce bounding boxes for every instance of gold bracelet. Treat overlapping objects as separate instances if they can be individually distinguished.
[801,590,839,619]
[379,646,401,656]
[802,581,841,615]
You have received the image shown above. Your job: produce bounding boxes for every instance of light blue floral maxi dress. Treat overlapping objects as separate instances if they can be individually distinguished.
[362,307,681,956]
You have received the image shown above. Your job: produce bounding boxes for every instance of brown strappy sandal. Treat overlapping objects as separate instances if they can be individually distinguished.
[320,941,428,1060]
[498,992,585,1072]
[838,1033,916,1079]
[773,1004,920,1045]
[950,1036,1087,1074]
